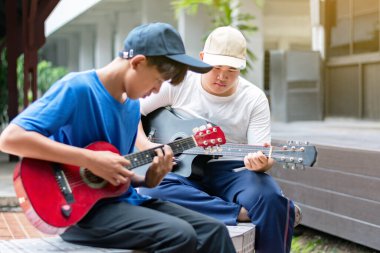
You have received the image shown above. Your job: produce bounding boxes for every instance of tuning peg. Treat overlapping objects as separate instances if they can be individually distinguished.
[199,125,206,131]
[203,140,208,146]
[282,145,288,150]
[289,157,294,162]
[300,147,305,152]
[287,141,294,145]
[291,146,296,151]
[192,127,199,134]
[217,138,224,143]
[210,139,216,145]
[291,164,296,170]
[206,123,213,128]
[297,158,303,163]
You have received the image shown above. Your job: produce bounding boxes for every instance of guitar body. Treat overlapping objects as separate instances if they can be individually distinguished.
[140,108,317,177]
[139,108,213,177]
[14,141,129,235]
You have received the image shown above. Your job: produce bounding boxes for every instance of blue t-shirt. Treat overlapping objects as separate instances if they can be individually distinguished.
[12,70,149,205]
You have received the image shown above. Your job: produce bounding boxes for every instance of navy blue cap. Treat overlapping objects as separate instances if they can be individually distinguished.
[119,23,212,74]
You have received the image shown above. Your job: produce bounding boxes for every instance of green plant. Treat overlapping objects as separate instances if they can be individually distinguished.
[17,55,68,106]
[0,43,8,127]
[171,0,262,74]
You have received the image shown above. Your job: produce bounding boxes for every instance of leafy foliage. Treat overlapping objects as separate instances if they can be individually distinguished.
[17,55,68,106]
[0,51,68,126]
[171,0,260,74]
[0,45,8,127]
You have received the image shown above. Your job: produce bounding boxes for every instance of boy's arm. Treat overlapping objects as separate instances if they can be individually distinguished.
[245,94,273,172]
[135,120,161,151]
[0,124,134,186]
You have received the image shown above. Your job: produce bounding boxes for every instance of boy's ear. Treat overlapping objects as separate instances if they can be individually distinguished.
[199,51,204,61]
[130,55,147,69]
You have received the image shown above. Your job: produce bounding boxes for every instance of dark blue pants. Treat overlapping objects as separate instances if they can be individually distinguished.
[61,199,236,253]
[139,160,295,253]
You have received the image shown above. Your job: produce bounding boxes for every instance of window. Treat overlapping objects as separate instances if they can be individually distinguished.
[326,0,379,57]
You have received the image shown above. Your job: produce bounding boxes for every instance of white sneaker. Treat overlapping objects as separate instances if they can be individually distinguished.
[294,204,302,227]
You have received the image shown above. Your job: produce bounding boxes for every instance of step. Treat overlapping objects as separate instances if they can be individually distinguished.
[0,224,255,253]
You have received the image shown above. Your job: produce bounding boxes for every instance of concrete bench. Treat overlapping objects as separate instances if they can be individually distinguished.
[0,224,255,253]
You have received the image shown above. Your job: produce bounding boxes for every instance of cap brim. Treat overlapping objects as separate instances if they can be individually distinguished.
[166,54,212,74]
[203,53,246,69]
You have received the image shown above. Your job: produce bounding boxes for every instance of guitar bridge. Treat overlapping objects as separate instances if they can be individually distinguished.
[53,164,74,217]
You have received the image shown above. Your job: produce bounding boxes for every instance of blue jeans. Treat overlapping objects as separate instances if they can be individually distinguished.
[139,160,295,253]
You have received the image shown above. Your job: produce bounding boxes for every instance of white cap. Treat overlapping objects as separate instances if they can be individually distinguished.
[202,26,247,69]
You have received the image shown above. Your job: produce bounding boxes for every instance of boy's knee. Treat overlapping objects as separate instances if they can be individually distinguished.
[170,220,198,248]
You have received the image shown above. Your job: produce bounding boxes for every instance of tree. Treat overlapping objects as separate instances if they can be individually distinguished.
[171,0,263,74]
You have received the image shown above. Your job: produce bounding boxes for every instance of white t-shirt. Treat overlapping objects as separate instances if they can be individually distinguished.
[140,71,271,145]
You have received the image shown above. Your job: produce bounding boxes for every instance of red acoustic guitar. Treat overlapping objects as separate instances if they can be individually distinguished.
[13,126,225,235]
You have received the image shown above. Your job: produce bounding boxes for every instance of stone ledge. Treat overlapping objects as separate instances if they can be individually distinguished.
[0,224,255,253]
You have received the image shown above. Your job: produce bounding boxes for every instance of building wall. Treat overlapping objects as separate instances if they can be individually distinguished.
[263,0,312,51]
[42,0,265,89]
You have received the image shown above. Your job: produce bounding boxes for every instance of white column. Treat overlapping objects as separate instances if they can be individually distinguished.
[79,25,94,71]
[310,0,325,59]
[114,10,139,57]
[240,0,264,89]
[141,0,175,26]
[67,33,80,71]
[95,16,113,68]
[177,7,212,59]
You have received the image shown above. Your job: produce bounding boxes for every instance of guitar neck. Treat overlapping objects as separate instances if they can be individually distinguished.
[125,137,196,169]
[183,143,272,158]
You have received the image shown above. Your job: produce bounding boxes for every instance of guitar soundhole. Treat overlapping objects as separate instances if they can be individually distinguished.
[84,169,103,184]
[80,168,107,189]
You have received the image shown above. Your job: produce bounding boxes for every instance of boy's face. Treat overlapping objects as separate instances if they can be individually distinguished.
[125,57,166,100]
[201,65,240,97]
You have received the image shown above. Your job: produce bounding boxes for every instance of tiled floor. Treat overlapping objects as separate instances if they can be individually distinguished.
[0,211,51,240]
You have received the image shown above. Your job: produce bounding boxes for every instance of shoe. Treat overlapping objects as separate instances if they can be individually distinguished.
[294,204,302,227]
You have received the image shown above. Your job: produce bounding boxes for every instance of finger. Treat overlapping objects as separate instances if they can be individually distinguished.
[117,166,135,178]
[119,157,131,167]
[151,156,160,167]
[247,153,259,167]
[154,147,164,157]
[243,156,250,168]
[163,145,173,157]
[255,151,267,164]
[115,174,129,184]
[263,142,271,148]
[110,177,121,186]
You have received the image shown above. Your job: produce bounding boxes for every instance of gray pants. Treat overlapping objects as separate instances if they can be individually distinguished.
[60,199,236,253]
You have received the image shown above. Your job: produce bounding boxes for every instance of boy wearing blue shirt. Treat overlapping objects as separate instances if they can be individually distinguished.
[0,23,236,253]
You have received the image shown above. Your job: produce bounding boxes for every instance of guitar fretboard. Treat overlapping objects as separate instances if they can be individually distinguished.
[182,144,272,157]
[124,137,196,169]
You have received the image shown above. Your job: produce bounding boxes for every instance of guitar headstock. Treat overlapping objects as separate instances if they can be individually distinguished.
[193,124,226,149]
[273,141,317,170]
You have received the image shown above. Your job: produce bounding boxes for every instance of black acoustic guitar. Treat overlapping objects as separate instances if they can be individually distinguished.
[136,107,317,177]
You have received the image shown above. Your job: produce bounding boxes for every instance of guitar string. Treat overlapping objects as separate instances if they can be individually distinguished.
[66,136,198,189]
[148,137,305,153]
[67,151,305,189]
[67,135,305,189]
